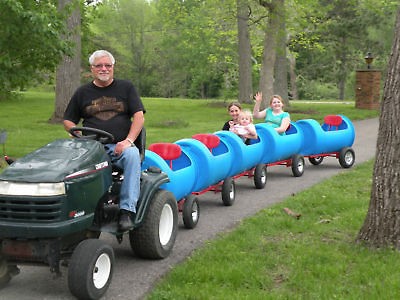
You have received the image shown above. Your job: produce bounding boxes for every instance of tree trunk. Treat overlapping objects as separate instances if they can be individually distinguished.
[237,0,253,104]
[288,50,298,100]
[49,0,81,124]
[273,3,289,107]
[357,8,400,249]
[258,0,282,106]
[337,40,347,100]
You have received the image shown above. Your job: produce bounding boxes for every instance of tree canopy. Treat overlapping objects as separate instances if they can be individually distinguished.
[1,0,398,101]
[0,0,72,99]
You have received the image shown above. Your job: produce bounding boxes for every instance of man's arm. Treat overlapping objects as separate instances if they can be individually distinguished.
[126,111,145,142]
[114,111,145,156]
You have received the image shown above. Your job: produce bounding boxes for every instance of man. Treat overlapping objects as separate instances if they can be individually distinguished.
[63,50,145,231]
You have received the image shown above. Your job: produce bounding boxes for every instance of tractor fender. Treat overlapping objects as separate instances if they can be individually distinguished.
[134,167,171,226]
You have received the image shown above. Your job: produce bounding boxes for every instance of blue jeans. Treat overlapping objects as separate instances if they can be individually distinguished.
[105,144,141,213]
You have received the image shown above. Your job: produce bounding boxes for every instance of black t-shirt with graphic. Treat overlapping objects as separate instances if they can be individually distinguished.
[64,79,145,142]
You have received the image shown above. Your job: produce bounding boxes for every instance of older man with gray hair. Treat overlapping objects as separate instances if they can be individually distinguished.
[63,49,145,231]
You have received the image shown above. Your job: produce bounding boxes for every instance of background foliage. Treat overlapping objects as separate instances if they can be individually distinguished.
[0,0,398,101]
[0,0,72,100]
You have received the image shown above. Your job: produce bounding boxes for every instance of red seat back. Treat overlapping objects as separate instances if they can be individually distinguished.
[192,134,220,151]
[324,115,343,130]
[148,143,182,169]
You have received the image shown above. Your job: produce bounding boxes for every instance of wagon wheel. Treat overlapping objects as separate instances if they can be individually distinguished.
[182,195,200,229]
[308,156,324,165]
[291,154,305,177]
[221,177,236,206]
[338,147,355,168]
[253,164,267,189]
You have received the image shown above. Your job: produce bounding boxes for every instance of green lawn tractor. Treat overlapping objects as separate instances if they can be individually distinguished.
[0,127,178,299]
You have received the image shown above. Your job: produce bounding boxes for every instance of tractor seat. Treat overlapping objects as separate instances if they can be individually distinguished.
[134,127,146,162]
[148,143,182,169]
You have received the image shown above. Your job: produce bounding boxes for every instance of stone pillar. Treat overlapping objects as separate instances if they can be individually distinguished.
[355,70,381,110]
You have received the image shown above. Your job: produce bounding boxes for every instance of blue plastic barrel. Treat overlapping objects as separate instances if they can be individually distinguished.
[176,138,228,192]
[214,130,264,176]
[296,114,355,156]
[141,148,196,201]
[255,122,303,164]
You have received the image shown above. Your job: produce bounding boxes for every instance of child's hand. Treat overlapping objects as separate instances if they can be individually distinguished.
[254,92,262,103]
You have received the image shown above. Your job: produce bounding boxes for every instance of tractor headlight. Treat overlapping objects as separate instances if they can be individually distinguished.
[0,181,66,196]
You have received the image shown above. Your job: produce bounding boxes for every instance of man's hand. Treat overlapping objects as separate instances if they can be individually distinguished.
[114,139,131,156]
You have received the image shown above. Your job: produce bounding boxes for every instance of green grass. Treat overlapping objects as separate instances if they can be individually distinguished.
[0,92,379,159]
[148,160,400,300]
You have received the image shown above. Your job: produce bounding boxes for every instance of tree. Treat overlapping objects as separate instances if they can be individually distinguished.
[90,0,168,96]
[357,6,400,249]
[153,0,238,99]
[273,2,288,105]
[50,0,81,123]
[237,0,253,103]
[257,0,284,106]
[0,0,70,99]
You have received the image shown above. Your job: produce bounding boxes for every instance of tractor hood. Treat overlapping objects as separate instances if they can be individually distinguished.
[0,139,111,183]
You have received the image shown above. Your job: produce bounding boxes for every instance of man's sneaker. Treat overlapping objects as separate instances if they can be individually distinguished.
[118,209,134,231]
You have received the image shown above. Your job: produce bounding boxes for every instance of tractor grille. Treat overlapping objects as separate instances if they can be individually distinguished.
[0,195,63,222]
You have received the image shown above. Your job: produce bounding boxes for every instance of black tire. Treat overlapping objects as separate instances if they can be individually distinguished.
[253,164,267,189]
[308,156,324,165]
[221,177,235,206]
[129,189,178,259]
[339,147,355,168]
[291,154,305,177]
[0,257,11,289]
[68,239,114,300]
[182,195,200,229]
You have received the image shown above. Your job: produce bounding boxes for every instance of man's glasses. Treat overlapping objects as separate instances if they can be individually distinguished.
[92,64,113,69]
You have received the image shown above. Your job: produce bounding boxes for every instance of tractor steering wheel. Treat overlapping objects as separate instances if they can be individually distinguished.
[69,127,115,144]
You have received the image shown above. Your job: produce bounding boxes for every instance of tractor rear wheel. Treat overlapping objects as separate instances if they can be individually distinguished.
[129,189,178,259]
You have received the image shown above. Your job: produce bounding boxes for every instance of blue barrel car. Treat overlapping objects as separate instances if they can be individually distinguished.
[254,122,305,177]
[296,114,355,168]
[141,114,356,230]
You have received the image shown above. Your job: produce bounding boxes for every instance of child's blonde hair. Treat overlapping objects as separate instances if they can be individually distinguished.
[269,95,284,106]
[238,109,253,122]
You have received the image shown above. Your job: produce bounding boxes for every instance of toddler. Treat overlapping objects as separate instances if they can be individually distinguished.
[229,109,258,142]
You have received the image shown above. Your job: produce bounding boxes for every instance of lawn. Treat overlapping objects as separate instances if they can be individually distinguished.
[0,91,379,159]
[147,160,400,300]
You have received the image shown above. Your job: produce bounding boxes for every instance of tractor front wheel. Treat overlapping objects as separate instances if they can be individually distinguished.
[68,239,114,300]
[0,257,11,289]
